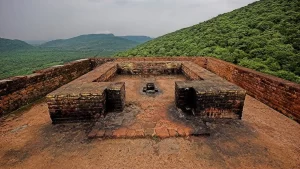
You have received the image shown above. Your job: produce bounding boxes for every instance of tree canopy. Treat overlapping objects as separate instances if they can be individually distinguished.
[116,0,300,83]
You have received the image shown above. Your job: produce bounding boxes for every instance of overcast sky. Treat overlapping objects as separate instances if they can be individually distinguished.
[0,0,257,41]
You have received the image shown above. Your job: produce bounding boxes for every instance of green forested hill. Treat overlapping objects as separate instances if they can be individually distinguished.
[0,38,33,52]
[118,36,152,43]
[116,0,300,83]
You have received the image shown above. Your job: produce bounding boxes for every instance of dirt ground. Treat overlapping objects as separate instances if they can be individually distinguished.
[0,75,299,169]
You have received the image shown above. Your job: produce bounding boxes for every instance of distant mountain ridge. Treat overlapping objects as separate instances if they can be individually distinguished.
[0,34,151,52]
[0,33,151,79]
[40,34,139,52]
[0,38,33,52]
[25,40,48,46]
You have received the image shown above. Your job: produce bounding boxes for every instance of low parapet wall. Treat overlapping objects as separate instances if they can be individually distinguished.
[204,57,300,122]
[0,58,112,116]
[117,61,182,75]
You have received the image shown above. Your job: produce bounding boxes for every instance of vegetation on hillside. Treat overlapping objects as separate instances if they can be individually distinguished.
[116,0,300,83]
[119,36,152,43]
[0,38,33,52]
[0,49,107,79]
[0,34,147,79]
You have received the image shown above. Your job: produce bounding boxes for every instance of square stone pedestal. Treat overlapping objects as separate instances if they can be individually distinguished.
[175,80,246,119]
[46,83,108,123]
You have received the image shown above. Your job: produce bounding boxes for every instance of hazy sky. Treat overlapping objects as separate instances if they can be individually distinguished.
[0,0,257,40]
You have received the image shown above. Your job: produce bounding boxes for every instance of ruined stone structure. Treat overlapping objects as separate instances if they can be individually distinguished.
[175,81,245,119]
[0,57,299,126]
[47,82,125,123]
[44,60,246,123]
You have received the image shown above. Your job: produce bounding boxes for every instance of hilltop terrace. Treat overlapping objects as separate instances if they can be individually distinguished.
[0,57,299,168]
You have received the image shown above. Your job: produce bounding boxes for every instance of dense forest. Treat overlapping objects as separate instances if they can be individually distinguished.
[0,34,150,79]
[118,36,152,43]
[116,0,300,83]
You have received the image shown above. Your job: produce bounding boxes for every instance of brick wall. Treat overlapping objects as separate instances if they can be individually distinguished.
[93,63,118,82]
[47,83,107,124]
[90,58,115,69]
[0,58,111,116]
[106,82,126,112]
[117,61,182,75]
[46,63,126,123]
[204,57,300,122]
[181,63,202,80]
[115,57,206,64]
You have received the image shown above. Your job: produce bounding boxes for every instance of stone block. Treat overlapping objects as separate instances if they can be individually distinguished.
[46,83,107,123]
[106,82,125,112]
[175,80,246,119]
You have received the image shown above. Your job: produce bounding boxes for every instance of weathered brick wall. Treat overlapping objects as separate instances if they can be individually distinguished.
[193,81,245,119]
[0,58,113,116]
[175,63,246,120]
[181,63,202,80]
[116,57,189,62]
[106,82,126,112]
[45,60,126,123]
[175,81,245,119]
[93,64,118,82]
[192,57,207,68]
[90,58,116,69]
[117,61,182,75]
[0,59,92,116]
[47,83,108,123]
[204,57,300,122]
[175,84,194,111]
[114,57,207,67]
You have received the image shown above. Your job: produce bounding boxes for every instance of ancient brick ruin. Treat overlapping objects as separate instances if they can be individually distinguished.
[0,57,299,139]
[46,60,246,124]
[47,82,125,123]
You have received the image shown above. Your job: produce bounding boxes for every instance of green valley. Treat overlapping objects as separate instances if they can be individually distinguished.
[0,34,150,79]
